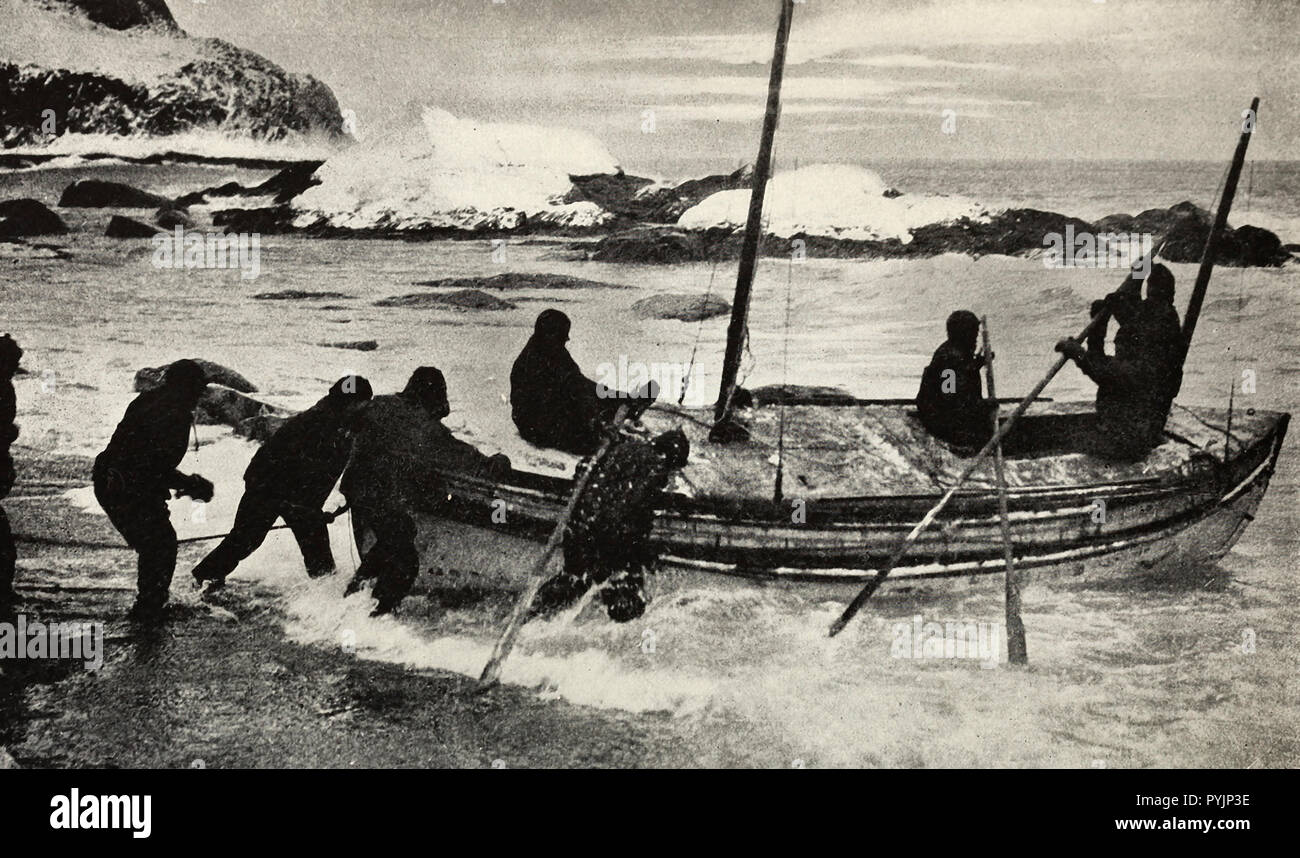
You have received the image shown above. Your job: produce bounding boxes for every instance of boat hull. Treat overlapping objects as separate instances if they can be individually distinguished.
[368,404,1288,602]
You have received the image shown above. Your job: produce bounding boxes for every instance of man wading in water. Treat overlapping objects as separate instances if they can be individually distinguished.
[532,428,689,622]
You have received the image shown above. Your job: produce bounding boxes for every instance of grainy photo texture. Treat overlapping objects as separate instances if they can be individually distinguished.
[0,0,1296,775]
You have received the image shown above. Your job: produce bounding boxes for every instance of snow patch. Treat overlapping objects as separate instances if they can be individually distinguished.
[677,163,991,243]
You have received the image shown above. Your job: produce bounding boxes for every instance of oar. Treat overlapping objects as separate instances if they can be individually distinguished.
[478,404,630,689]
[981,317,1027,665]
[828,258,1164,637]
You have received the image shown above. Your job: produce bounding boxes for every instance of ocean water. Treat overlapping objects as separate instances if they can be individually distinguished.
[2,159,1298,767]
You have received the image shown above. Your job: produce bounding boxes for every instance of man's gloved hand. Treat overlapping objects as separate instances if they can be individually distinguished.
[178,474,215,503]
[1055,338,1086,361]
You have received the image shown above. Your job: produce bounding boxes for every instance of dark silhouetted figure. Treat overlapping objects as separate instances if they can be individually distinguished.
[510,309,657,455]
[532,428,689,623]
[1140,263,1184,411]
[94,359,213,622]
[916,310,995,449]
[191,376,373,589]
[342,367,509,615]
[1057,277,1170,461]
[0,334,22,613]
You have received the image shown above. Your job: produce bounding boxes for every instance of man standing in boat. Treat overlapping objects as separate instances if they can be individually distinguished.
[1140,263,1184,412]
[191,375,373,590]
[510,309,658,455]
[916,310,996,450]
[342,367,510,615]
[1056,274,1173,461]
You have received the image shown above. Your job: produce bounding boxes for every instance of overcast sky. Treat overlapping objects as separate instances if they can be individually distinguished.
[171,0,1298,171]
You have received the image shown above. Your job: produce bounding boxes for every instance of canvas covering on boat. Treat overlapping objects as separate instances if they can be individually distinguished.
[468,401,1277,501]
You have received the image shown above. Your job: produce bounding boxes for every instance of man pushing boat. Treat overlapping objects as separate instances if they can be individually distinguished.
[342,367,510,615]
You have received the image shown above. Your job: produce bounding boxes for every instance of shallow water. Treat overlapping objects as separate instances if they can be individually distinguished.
[3,162,1298,767]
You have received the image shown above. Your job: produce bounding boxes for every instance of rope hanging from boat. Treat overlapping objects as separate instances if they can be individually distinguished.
[773,236,797,506]
[1224,160,1255,459]
[678,257,720,406]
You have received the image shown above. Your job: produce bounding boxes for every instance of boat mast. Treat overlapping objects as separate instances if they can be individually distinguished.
[1179,97,1259,364]
[712,0,795,440]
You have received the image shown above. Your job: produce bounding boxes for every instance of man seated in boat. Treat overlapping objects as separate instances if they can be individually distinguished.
[510,309,658,455]
[342,367,510,615]
[1055,277,1172,461]
[915,310,996,450]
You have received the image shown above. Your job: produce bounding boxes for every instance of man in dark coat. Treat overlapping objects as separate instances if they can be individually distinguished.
[1057,277,1170,461]
[342,367,509,615]
[94,359,213,621]
[0,334,22,613]
[1139,263,1184,412]
[191,375,373,589]
[532,428,689,623]
[510,309,657,455]
[916,310,995,449]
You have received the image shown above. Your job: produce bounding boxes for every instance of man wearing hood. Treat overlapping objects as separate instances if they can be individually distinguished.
[1057,275,1171,461]
[94,359,214,621]
[0,334,22,613]
[510,309,658,455]
[916,310,995,450]
[191,375,373,590]
[532,428,689,623]
[342,367,509,615]
[1139,263,1184,413]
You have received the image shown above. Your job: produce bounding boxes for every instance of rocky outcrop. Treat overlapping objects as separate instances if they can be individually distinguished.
[134,359,257,393]
[134,358,280,434]
[375,289,518,311]
[0,199,68,236]
[564,165,752,224]
[252,289,350,300]
[412,272,630,291]
[1093,201,1286,267]
[631,293,731,322]
[196,385,287,429]
[582,205,1290,267]
[50,0,180,33]
[105,215,159,238]
[59,179,170,208]
[155,207,193,229]
[1,0,348,147]
[175,161,324,207]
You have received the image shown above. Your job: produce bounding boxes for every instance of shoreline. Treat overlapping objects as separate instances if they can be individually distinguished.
[0,449,706,769]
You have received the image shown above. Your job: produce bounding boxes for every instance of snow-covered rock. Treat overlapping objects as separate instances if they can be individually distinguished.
[290,107,620,233]
[677,164,989,243]
[1,0,348,149]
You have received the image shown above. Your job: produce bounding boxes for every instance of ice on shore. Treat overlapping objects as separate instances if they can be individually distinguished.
[291,107,620,232]
[677,163,990,242]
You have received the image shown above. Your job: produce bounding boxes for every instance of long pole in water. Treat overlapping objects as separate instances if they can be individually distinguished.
[981,318,1027,665]
[829,237,1166,638]
[713,0,795,436]
[1180,97,1259,364]
[479,405,630,689]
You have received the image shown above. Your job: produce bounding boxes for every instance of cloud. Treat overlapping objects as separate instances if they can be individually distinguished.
[619,0,1131,65]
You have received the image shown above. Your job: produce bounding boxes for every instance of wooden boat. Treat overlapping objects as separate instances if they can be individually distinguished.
[408,399,1287,599]
[394,0,1286,605]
